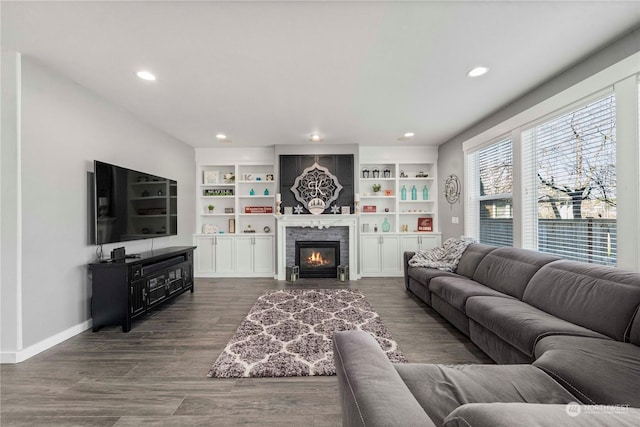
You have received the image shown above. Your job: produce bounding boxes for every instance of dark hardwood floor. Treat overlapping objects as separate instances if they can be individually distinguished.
[1,277,491,426]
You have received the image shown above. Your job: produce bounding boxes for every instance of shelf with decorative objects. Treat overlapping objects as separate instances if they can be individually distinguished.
[357,161,441,277]
[194,163,275,277]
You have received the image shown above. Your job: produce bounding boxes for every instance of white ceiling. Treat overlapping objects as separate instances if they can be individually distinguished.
[2,1,639,148]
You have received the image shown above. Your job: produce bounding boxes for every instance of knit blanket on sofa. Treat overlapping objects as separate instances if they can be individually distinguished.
[408,237,475,272]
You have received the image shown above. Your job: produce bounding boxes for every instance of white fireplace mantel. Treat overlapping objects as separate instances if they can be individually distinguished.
[275,215,359,280]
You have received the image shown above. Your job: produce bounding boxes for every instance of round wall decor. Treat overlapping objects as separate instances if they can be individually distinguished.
[444,174,461,205]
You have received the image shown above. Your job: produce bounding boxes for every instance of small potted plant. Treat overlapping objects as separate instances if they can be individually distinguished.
[207,204,215,214]
[372,183,382,195]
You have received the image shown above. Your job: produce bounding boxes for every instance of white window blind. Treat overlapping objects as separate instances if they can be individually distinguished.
[522,94,616,265]
[466,138,513,246]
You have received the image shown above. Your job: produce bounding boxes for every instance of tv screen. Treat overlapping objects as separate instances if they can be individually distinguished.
[94,160,177,245]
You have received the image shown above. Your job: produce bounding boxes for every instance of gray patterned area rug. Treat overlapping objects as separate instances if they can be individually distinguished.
[208,289,407,378]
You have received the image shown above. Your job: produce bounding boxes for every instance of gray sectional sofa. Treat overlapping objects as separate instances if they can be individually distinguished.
[333,244,640,426]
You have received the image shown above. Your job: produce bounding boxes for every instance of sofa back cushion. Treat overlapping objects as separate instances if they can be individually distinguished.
[456,244,496,279]
[472,247,558,299]
[523,260,640,342]
[629,307,640,345]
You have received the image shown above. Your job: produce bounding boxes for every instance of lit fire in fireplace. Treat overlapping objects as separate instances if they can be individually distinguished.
[306,251,330,267]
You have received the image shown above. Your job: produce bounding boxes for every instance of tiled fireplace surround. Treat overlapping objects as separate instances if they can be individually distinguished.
[276,215,358,280]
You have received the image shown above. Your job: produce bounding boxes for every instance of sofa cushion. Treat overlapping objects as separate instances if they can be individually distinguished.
[472,247,558,299]
[443,403,640,427]
[408,266,459,290]
[455,243,496,278]
[629,306,640,346]
[333,330,436,427]
[523,260,640,342]
[394,364,576,427]
[465,296,609,357]
[430,276,513,312]
[533,335,640,407]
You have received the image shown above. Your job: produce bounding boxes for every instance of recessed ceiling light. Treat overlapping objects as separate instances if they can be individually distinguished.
[216,133,227,140]
[136,70,156,81]
[309,133,322,142]
[404,132,415,138]
[467,66,489,77]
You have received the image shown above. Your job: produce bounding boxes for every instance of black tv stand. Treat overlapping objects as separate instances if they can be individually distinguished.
[125,253,141,259]
[88,246,195,332]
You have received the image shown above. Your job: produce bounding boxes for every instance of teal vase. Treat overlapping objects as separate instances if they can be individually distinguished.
[411,185,417,200]
[401,185,407,200]
[422,185,428,200]
[381,218,391,232]
[249,188,255,196]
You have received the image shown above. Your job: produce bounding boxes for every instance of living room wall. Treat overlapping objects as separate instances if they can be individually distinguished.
[437,27,640,271]
[1,54,196,362]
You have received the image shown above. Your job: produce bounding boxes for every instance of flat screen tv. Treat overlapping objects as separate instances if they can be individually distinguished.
[94,160,177,245]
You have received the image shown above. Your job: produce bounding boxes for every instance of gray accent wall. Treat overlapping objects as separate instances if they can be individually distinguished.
[438,27,640,241]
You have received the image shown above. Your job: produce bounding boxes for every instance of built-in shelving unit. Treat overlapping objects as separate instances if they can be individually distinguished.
[194,163,275,277]
[358,160,441,277]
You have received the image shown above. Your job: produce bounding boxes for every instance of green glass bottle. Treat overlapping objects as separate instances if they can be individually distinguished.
[423,185,428,200]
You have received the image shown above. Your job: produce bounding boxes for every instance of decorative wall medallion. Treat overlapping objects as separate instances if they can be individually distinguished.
[291,163,343,215]
[445,174,461,205]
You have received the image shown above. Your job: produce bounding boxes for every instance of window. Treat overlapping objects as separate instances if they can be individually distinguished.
[522,94,616,265]
[466,138,513,247]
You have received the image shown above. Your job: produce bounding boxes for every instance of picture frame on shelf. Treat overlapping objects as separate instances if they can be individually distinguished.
[341,206,350,215]
[224,207,234,214]
[204,170,219,184]
[228,218,236,233]
[417,217,433,232]
[284,207,293,215]
[266,174,274,181]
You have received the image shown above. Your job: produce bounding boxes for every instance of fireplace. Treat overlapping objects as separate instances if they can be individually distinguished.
[295,241,340,278]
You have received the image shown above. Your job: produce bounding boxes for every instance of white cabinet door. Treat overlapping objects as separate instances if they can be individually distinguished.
[400,235,421,254]
[380,235,400,275]
[215,236,234,273]
[195,237,215,274]
[234,236,273,275]
[253,236,274,274]
[420,234,441,250]
[361,235,382,275]
[234,236,254,273]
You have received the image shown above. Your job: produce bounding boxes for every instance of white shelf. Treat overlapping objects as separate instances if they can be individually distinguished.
[361,212,396,215]
[399,177,435,181]
[238,195,275,198]
[238,213,274,216]
[201,213,235,217]
[360,195,396,199]
[201,195,234,199]
[359,161,439,235]
[399,211,435,215]
[201,183,236,187]
[237,180,275,184]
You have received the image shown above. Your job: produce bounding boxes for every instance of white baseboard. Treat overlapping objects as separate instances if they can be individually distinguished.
[0,319,92,364]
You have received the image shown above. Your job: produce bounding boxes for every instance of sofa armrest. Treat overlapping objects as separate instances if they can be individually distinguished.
[333,330,435,427]
[443,403,640,427]
[404,251,416,290]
